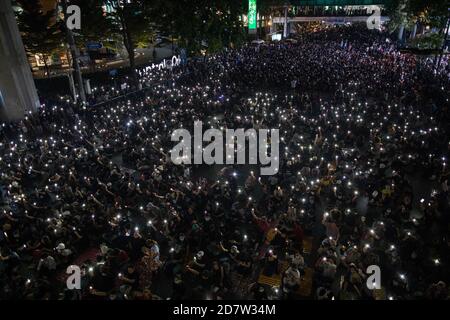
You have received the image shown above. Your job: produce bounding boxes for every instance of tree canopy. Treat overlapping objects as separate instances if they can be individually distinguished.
[15,0,64,70]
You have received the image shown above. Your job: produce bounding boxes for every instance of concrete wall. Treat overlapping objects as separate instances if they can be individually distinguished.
[0,0,40,121]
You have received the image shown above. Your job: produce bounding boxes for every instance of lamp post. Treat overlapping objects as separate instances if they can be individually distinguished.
[283,3,289,39]
[60,0,86,103]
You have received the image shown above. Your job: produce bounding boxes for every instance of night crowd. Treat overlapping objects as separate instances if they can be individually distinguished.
[0,24,449,300]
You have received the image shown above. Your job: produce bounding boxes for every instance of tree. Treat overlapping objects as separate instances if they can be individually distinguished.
[406,0,448,28]
[385,0,448,33]
[70,0,117,47]
[15,0,64,78]
[159,0,246,55]
[158,0,202,54]
[68,0,117,72]
[257,0,286,17]
[104,0,157,85]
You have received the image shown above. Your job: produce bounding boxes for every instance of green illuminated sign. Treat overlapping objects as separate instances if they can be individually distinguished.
[248,0,257,29]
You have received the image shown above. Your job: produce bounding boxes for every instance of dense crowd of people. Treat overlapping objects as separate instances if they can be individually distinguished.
[0,24,449,300]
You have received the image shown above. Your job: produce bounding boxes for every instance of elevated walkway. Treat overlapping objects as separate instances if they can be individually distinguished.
[272,15,389,24]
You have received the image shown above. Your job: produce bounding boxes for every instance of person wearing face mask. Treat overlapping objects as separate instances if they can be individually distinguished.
[138,244,161,290]
[188,220,203,249]
[175,233,186,253]
[289,251,305,273]
[186,250,206,275]
[282,266,301,299]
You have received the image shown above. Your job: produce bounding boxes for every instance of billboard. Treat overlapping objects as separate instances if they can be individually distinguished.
[248,0,257,30]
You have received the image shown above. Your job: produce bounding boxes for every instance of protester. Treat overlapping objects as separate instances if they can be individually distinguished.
[0,24,449,300]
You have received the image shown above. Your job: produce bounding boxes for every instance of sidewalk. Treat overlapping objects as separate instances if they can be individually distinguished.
[33,45,175,79]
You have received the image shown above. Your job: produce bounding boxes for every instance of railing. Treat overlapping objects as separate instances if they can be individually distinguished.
[288,0,385,5]
[272,16,389,24]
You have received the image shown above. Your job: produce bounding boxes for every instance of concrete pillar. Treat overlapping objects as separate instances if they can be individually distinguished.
[84,79,91,95]
[67,73,76,101]
[397,24,405,42]
[410,23,417,39]
[283,6,288,38]
[0,0,40,121]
